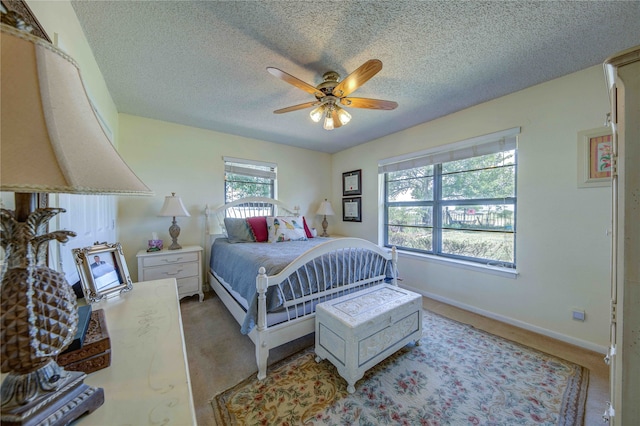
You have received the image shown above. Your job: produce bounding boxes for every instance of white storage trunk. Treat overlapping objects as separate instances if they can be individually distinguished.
[315,284,423,393]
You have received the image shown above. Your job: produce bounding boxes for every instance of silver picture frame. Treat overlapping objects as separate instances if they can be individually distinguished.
[72,242,132,303]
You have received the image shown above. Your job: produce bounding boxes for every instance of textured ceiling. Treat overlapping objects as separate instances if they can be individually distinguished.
[70,1,640,154]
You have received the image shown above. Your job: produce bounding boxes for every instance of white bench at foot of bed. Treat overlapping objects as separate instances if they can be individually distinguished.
[314,283,423,393]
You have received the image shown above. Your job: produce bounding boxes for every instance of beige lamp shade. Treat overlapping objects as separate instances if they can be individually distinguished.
[0,24,152,195]
[158,193,190,217]
[316,199,335,216]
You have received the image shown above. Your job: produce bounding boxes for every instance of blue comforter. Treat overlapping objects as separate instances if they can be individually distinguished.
[210,237,393,334]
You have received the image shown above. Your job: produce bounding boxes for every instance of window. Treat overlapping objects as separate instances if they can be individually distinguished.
[224,157,276,203]
[380,128,518,268]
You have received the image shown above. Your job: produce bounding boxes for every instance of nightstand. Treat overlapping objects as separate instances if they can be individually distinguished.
[136,245,204,302]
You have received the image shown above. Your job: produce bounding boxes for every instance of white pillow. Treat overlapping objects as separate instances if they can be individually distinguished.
[266,216,308,243]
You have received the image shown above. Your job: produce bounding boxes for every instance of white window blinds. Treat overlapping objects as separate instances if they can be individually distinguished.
[378,127,520,174]
[223,156,277,180]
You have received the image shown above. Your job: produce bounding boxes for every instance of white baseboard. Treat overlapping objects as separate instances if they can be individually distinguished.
[402,284,608,355]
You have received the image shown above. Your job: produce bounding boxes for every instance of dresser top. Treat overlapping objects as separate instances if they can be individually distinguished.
[79,279,196,425]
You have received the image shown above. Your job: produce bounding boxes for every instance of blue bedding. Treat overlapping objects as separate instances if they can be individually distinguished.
[210,237,393,334]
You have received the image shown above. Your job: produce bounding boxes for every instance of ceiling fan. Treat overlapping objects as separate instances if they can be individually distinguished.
[267,59,398,130]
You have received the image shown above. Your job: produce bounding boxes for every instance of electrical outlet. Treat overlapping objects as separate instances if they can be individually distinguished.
[572,309,586,321]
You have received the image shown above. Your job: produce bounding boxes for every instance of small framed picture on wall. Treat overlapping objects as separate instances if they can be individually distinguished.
[577,127,613,188]
[342,169,362,196]
[342,197,362,222]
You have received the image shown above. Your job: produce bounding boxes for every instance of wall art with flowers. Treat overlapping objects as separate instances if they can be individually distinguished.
[577,127,613,188]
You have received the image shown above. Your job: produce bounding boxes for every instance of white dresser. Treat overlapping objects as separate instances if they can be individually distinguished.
[78,278,196,425]
[136,245,204,302]
[315,284,423,393]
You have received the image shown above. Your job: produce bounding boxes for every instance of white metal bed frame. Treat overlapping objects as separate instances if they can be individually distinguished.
[204,197,397,379]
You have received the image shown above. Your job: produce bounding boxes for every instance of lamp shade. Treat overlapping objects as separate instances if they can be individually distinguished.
[0,24,152,196]
[159,193,190,217]
[316,199,335,216]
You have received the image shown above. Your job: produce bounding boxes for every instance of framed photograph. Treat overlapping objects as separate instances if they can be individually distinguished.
[577,127,613,188]
[72,242,132,303]
[342,197,362,222]
[342,169,362,196]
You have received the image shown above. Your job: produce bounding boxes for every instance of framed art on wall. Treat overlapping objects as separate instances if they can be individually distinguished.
[577,126,613,188]
[72,242,132,303]
[342,197,362,222]
[342,169,362,196]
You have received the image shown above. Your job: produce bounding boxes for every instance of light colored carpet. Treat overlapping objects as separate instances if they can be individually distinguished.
[179,290,609,425]
[211,311,588,425]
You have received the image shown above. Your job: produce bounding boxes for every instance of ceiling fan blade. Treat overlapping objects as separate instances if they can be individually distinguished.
[273,101,321,114]
[340,97,398,110]
[267,67,325,98]
[332,59,383,98]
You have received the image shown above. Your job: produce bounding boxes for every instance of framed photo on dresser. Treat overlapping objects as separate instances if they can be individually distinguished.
[72,242,132,303]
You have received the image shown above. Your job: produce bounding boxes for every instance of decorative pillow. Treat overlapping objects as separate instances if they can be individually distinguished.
[302,216,313,238]
[246,216,268,242]
[266,216,308,243]
[224,217,255,243]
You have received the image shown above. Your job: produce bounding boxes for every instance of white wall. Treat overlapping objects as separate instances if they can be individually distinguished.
[116,114,332,279]
[332,65,612,352]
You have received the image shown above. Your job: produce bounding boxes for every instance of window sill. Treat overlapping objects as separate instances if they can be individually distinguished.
[395,250,519,279]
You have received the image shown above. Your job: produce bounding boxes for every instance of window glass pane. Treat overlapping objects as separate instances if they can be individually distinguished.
[441,229,514,264]
[386,166,434,202]
[388,206,433,227]
[225,173,272,202]
[442,204,514,231]
[442,165,515,200]
[387,225,433,251]
[442,150,515,174]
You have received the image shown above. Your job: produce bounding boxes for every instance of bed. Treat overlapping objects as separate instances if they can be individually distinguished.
[204,197,398,379]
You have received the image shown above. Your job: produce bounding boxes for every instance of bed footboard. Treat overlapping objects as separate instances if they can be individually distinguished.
[252,238,397,380]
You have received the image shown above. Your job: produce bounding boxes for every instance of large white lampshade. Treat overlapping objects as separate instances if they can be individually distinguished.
[1,25,151,195]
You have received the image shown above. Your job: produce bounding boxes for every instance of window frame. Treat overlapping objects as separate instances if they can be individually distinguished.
[223,157,276,203]
[380,128,519,269]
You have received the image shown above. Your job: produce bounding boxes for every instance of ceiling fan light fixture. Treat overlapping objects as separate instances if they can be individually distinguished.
[309,105,324,123]
[323,108,335,130]
[336,106,351,126]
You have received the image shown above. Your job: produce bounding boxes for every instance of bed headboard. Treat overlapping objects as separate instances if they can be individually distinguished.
[204,197,297,237]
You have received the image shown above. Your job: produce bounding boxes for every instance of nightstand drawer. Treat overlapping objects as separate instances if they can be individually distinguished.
[141,252,199,268]
[177,277,199,293]
[142,262,199,281]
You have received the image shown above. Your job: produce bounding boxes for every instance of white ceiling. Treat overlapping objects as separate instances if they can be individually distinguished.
[70,1,640,154]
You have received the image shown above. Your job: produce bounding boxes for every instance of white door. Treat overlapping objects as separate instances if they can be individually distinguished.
[54,194,117,286]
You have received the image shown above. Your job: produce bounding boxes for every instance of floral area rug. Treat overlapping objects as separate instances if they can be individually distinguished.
[212,311,589,425]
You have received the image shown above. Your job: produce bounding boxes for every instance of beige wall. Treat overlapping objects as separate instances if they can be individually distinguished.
[331,65,611,352]
[116,115,331,279]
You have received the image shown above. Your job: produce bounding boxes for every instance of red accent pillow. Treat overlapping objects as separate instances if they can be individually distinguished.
[302,216,313,238]
[246,216,268,242]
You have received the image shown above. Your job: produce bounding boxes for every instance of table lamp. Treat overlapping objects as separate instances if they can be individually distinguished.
[0,14,152,425]
[316,199,335,237]
[158,193,190,250]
